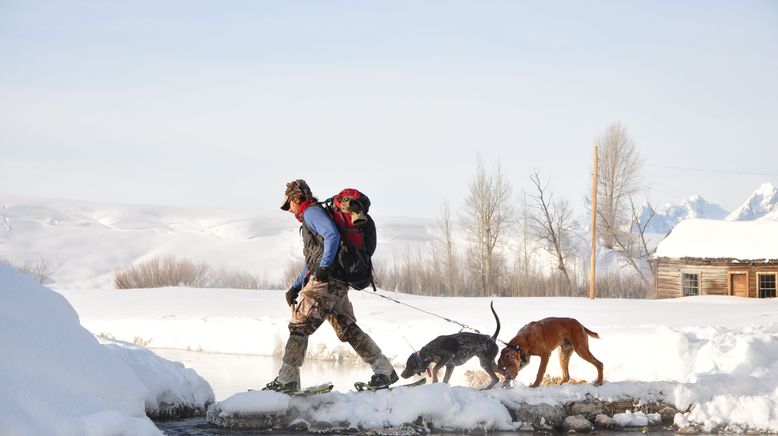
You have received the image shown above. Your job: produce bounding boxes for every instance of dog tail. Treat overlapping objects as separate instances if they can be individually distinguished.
[584,326,600,339]
[490,300,500,340]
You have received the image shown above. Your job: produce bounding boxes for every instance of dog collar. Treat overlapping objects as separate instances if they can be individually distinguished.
[504,343,529,366]
[415,351,432,378]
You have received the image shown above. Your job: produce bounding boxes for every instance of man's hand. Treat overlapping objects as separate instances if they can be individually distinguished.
[314,266,329,283]
[285,286,301,306]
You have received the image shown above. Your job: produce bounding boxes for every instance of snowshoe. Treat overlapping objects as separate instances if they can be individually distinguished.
[291,382,334,397]
[256,380,333,396]
[354,371,425,392]
[262,377,299,394]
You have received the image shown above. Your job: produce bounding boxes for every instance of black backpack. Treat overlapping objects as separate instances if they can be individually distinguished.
[323,188,376,290]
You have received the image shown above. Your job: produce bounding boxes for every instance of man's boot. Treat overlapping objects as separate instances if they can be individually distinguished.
[263,377,299,393]
[365,369,400,389]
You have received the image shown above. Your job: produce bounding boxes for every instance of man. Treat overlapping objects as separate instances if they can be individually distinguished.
[264,179,398,392]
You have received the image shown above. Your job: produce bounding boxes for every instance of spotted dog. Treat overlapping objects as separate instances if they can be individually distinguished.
[401,302,501,389]
[498,317,603,388]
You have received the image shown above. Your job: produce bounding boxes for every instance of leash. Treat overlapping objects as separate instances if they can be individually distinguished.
[356,288,483,334]
[359,288,525,361]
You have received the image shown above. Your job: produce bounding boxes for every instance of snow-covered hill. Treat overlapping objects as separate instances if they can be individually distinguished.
[726,182,778,221]
[2,185,776,289]
[0,196,435,289]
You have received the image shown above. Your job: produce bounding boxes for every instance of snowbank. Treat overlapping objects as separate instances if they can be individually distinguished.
[99,337,214,418]
[655,218,778,259]
[0,263,213,435]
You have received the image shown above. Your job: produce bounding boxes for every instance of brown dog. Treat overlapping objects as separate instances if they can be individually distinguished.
[497,317,603,388]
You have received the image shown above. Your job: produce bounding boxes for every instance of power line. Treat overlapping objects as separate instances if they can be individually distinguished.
[647,164,778,177]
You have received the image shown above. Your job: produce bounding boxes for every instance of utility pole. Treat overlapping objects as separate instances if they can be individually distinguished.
[589,145,598,300]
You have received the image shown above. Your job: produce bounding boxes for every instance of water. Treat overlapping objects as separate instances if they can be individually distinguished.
[152,348,372,401]
[155,417,685,436]
[153,349,375,434]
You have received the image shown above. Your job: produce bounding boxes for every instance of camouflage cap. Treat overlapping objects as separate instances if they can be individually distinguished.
[280,179,313,211]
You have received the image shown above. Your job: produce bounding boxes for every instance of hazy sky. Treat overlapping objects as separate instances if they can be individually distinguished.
[1,1,776,218]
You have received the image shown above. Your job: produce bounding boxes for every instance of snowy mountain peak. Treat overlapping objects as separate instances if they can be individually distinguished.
[641,195,728,234]
[677,195,728,220]
[725,182,778,221]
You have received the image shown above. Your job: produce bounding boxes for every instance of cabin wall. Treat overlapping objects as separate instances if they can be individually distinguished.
[654,259,778,299]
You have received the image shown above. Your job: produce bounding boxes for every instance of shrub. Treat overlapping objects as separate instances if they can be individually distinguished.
[114,256,282,290]
[2,257,62,284]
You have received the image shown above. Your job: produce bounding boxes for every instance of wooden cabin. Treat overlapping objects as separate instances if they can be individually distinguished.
[653,219,778,299]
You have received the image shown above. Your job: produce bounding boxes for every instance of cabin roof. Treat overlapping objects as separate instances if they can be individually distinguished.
[655,219,778,260]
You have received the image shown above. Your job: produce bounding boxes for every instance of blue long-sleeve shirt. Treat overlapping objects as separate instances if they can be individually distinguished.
[292,206,340,289]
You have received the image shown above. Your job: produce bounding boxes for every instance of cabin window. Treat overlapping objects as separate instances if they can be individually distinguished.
[758,274,776,299]
[682,272,699,296]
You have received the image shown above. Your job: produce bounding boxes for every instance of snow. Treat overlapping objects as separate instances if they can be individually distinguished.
[3,194,778,433]
[613,410,661,427]
[98,337,214,417]
[56,286,778,432]
[0,262,213,435]
[654,218,778,259]
[0,195,434,289]
[217,390,290,416]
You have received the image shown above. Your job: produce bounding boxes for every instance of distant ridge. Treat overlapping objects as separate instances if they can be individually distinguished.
[725,183,778,221]
[640,195,728,234]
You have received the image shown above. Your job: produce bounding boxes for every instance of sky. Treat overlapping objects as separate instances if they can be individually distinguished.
[1,0,777,218]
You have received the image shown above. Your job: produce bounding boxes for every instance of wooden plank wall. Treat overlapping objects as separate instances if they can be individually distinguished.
[655,259,778,299]
[656,262,682,299]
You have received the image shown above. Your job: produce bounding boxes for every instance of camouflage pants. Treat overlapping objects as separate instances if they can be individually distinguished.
[277,278,394,386]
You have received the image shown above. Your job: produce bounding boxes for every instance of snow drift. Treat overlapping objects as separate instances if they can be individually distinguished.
[0,262,213,435]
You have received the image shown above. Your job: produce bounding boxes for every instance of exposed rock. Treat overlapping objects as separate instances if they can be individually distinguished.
[599,399,638,416]
[567,400,606,421]
[677,426,699,434]
[594,414,616,428]
[562,415,593,432]
[657,406,678,424]
[513,403,566,430]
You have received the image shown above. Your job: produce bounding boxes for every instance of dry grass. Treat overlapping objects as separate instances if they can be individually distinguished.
[114,256,281,290]
[538,374,588,386]
[465,370,587,388]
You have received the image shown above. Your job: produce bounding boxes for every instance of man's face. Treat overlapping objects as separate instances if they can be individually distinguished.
[287,198,301,216]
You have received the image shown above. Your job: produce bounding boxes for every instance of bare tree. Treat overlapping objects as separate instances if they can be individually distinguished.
[594,122,643,249]
[527,170,574,288]
[460,157,514,296]
[630,198,657,279]
[436,201,462,295]
[597,207,646,283]
[594,196,657,293]
[510,192,535,295]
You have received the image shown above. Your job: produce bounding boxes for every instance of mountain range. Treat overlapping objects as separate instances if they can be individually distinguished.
[641,182,777,234]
